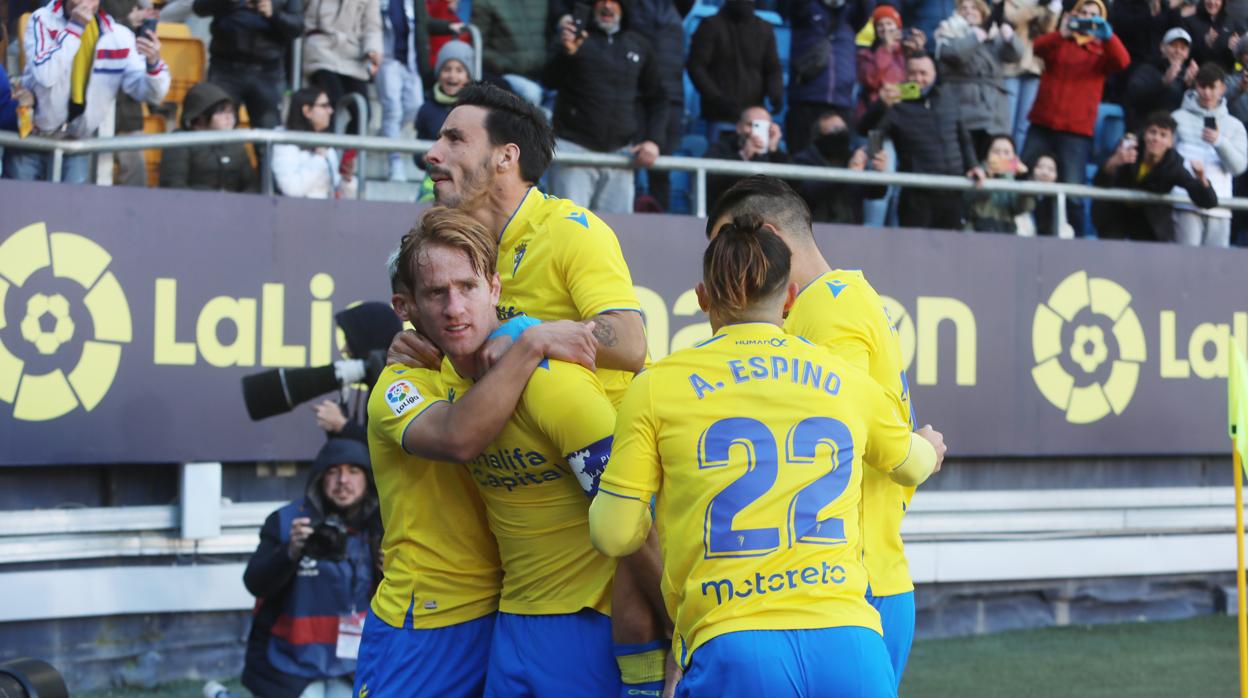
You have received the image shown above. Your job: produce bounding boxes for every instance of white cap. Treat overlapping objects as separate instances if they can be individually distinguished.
[1163,27,1192,45]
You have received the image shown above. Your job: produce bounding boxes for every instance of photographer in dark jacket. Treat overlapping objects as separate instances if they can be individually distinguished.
[194,0,304,129]
[242,438,382,698]
[545,0,668,213]
[1092,110,1218,241]
[312,302,401,444]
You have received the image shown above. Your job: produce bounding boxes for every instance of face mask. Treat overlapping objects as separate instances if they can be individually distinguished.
[815,129,851,162]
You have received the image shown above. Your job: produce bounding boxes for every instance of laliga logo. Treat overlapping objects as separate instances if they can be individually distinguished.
[1031,271,1146,424]
[0,223,132,421]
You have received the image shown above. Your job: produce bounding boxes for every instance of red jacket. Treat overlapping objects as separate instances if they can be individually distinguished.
[1028,32,1130,137]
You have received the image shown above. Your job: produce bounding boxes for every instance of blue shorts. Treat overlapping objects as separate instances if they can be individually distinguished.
[866,590,916,687]
[484,608,621,697]
[675,627,896,698]
[354,608,495,698]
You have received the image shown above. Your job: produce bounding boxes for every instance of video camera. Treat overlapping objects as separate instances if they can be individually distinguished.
[241,351,386,421]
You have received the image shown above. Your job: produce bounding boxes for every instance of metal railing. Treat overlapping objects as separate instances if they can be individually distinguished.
[5,129,1248,233]
[331,92,371,199]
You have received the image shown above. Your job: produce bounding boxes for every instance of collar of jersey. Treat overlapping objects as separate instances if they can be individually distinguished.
[713,321,786,340]
[498,186,540,244]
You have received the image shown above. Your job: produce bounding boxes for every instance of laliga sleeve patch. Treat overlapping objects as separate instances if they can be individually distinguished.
[566,435,613,497]
[384,379,424,417]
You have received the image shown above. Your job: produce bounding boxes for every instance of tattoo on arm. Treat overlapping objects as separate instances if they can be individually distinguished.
[592,317,619,348]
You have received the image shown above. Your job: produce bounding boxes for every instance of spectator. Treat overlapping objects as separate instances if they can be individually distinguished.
[194,0,302,130]
[964,133,1034,232]
[426,0,471,70]
[1092,112,1217,241]
[304,0,382,137]
[0,66,31,134]
[159,82,258,192]
[792,111,890,223]
[1170,62,1247,246]
[1026,151,1075,236]
[1002,0,1059,149]
[788,0,872,153]
[415,40,474,149]
[1020,0,1129,236]
[1109,0,1171,67]
[935,0,1022,155]
[472,0,552,105]
[4,0,168,183]
[545,0,667,213]
[1175,0,1237,71]
[857,5,919,113]
[860,52,981,230]
[1124,27,1196,131]
[241,438,381,698]
[377,0,429,182]
[902,0,954,43]
[272,88,359,198]
[687,0,784,138]
[704,105,790,205]
[622,0,690,211]
[103,0,156,188]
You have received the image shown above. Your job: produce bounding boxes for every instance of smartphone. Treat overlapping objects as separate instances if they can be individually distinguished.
[750,119,771,151]
[139,17,158,38]
[867,129,884,158]
[1070,17,1096,33]
[1205,116,1218,130]
[897,81,921,100]
[571,2,592,32]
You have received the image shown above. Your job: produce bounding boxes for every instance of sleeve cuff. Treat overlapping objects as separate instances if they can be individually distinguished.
[147,61,166,75]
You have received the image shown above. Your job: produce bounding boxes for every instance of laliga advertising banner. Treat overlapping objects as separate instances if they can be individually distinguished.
[0,180,1245,465]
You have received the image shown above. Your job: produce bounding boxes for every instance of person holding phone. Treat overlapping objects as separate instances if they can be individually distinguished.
[1018,0,1129,237]
[1169,62,1247,246]
[934,0,1023,158]
[271,88,359,199]
[702,105,791,208]
[856,5,910,114]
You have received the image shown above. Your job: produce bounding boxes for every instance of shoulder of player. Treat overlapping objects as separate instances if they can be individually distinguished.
[368,365,445,413]
[532,194,620,242]
[796,342,877,384]
[521,358,602,396]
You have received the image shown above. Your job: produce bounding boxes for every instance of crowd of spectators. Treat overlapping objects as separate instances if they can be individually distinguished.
[4,0,1248,246]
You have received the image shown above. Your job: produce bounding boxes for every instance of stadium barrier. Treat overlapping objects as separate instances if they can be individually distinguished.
[5,129,1248,229]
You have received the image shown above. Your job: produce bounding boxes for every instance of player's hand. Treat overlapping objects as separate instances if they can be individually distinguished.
[387,329,443,369]
[288,517,313,560]
[476,334,514,376]
[917,424,947,473]
[520,319,597,371]
[631,140,660,168]
[313,399,348,433]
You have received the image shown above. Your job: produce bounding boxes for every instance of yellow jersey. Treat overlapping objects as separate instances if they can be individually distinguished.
[784,270,917,597]
[403,357,619,616]
[600,322,914,665]
[366,364,502,629]
[496,187,642,404]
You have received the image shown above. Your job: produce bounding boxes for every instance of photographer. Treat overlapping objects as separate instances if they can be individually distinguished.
[242,438,382,698]
[311,302,401,442]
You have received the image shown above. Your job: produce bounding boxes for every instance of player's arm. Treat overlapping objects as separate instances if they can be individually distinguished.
[589,373,661,557]
[862,380,946,487]
[523,361,618,497]
[403,321,596,462]
[587,309,647,373]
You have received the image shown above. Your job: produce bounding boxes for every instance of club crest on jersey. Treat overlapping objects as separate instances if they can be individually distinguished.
[385,380,424,417]
[512,242,528,275]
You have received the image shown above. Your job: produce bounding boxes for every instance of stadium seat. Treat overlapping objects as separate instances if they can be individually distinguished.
[1086,102,1125,184]
[668,134,711,215]
[155,24,205,118]
[141,108,166,187]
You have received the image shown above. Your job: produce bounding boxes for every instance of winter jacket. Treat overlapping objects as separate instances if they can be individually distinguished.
[272,132,358,198]
[703,129,792,206]
[242,439,382,698]
[1028,32,1130,137]
[789,0,873,109]
[860,83,978,177]
[900,0,953,45]
[160,135,258,191]
[791,130,887,224]
[1124,56,1190,131]
[303,0,383,82]
[1110,0,1170,66]
[193,0,303,68]
[934,16,1022,134]
[0,65,18,132]
[856,43,906,110]
[619,0,689,105]
[21,2,170,138]
[1177,5,1237,70]
[1002,0,1059,77]
[964,170,1035,233]
[1092,147,1218,241]
[687,8,784,123]
[1171,89,1248,218]
[546,22,668,153]
[472,0,551,80]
